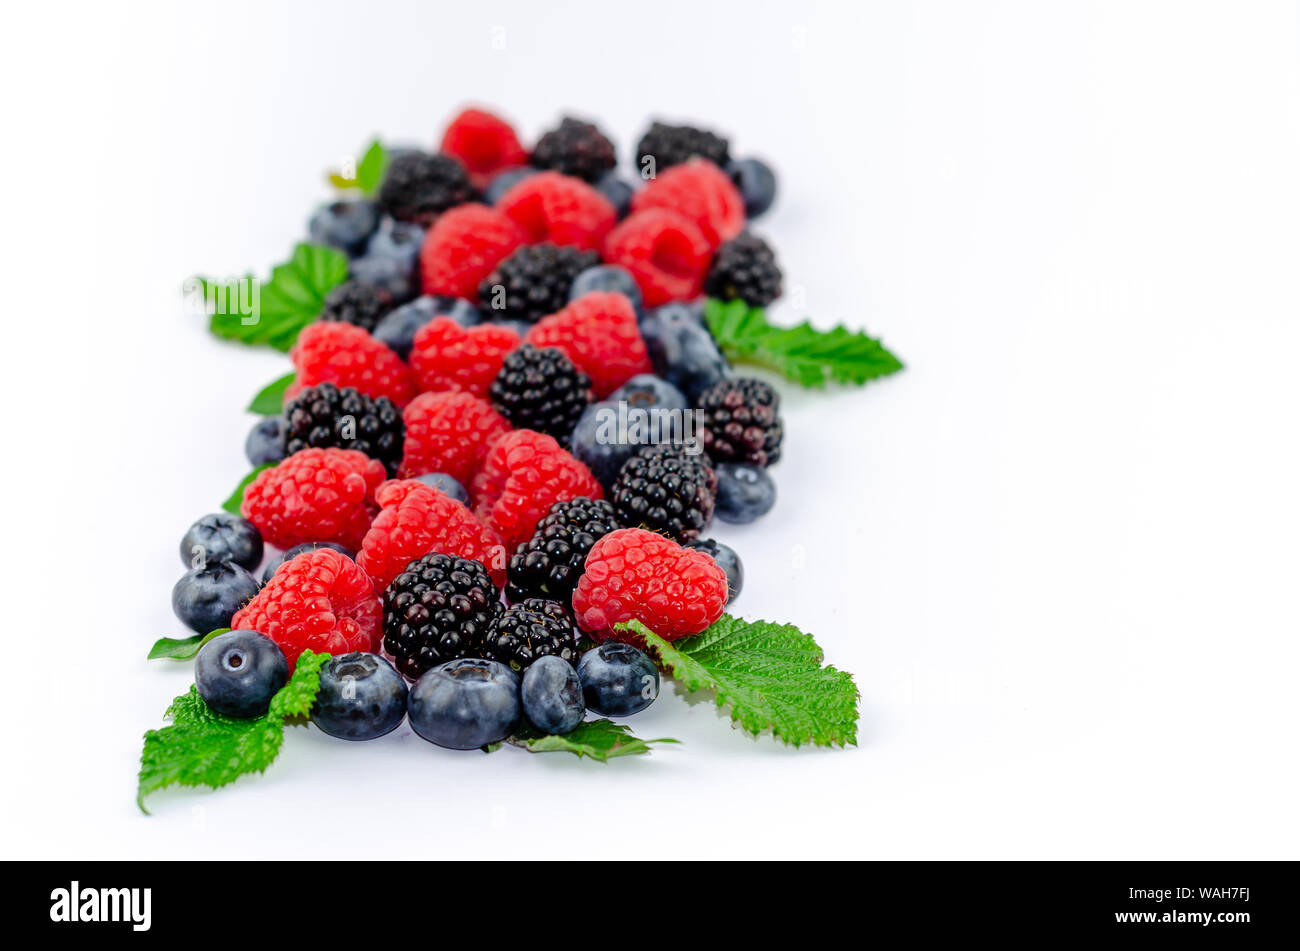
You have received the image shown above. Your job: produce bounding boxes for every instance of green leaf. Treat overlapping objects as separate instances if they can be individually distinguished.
[222,464,273,515]
[329,139,389,196]
[247,371,296,415]
[506,719,678,761]
[147,628,229,661]
[197,243,348,352]
[625,616,860,748]
[704,298,904,388]
[137,650,330,813]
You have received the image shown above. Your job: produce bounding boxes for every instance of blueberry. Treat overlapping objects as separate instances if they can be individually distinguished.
[520,655,585,735]
[484,167,537,205]
[570,264,643,315]
[483,317,533,338]
[570,401,634,490]
[686,538,744,603]
[577,643,659,717]
[262,541,354,584]
[308,200,380,256]
[366,218,425,268]
[172,562,261,634]
[349,254,418,304]
[245,417,287,467]
[311,652,408,740]
[194,630,289,718]
[413,471,469,505]
[609,374,687,413]
[180,512,263,571]
[594,169,635,218]
[408,658,521,750]
[640,303,732,401]
[372,295,481,360]
[725,157,777,218]
[714,463,776,523]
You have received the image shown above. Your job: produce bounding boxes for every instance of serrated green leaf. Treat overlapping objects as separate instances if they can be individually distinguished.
[247,371,296,415]
[268,650,329,720]
[506,719,678,761]
[704,298,903,388]
[625,616,859,748]
[147,628,229,661]
[329,139,388,196]
[222,464,273,515]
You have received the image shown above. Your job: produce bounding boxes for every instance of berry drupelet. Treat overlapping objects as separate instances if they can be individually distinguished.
[530,117,618,183]
[282,382,405,477]
[704,232,783,308]
[610,444,717,543]
[377,150,477,226]
[318,278,395,333]
[481,598,580,672]
[506,496,619,604]
[489,344,593,443]
[478,243,601,323]
[635,121,730,173]
[697,377,784,468]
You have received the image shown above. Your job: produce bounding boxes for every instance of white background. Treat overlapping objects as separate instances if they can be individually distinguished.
[2,0,1298,859]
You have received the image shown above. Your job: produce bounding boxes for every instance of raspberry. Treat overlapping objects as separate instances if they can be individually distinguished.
[408,317,520,399]
[632,158,745,248]
[318,279,395,333]
[231,548,382,669]
[497,171,616,251]
[439,108,529,186]
[378,151,477,226]
[704,231,783,308]
[283,383,404,477]
[489,344,593,443]
[287,321,415,408]
[698,377,783,467]
[481,598,580,672]
[506,496,619,605]
[419,203,527,300]
[530,117,617,183]
[524,292,652,397]
[470,430,604,550]
[602,209,713,308]
[241,447,386,550]
[399,389,512,485]
[357,480,507,591]
[610,444,717,542]
[571,528,728,642]
[477,243,600,323]
[381,552,504,678]
[635,121,730,173]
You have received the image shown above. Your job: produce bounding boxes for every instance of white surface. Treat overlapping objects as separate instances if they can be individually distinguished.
[3,0,1299,859]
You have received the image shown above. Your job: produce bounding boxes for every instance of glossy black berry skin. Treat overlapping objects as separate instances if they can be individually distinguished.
[377,150,477,225]
[478,243,601,323]
[705,232,783,308]
[698,377,783,468]
[195,630,289,719]
[317,279,395,333]
[506,497,619,604]
[308,200,380,256]
[245,416,287,467]
[172,562,261,634]
[725,157,778,217]
[382,554,504,680]
[610,444,717,542]
[686,538,744,603]
[262,541,355,585]
[569,264,643,314]
[635,121,730,173]
[714,463,777,524]
[282,382,404,477]
[531,117,617,183]
[639,303,732,402]
[521,656,584,735]
[489,344,593,443]
[311,652,408,740]
[408,658,520,750]
[482,599,580,672]
[578,643,659,717]
[180,512,264,571]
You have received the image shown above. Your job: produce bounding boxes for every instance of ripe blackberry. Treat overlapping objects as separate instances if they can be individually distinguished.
[610,444,716,542]
[635,121,730,173]
[506,496,619,604]
[282,383,405,476]
[377,151,477,226]
[698,377,783,467]
[381,553,505,679]
[530,117,617,183]
[478,243,600,323]
[481,598,580,672]
[318,279,395,333]
[704,232,783,307]
[489,344,593,443]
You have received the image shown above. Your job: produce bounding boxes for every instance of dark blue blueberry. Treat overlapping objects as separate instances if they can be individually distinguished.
[349,254,418,304]
[172,562,261,634]
[520,655,585,735]
[572,377,693,490]
[195,630,289,718]
[714,463,776,523]
[262,541,354,584]
[570,264,643,315]
[594,170,635,218]
[640,303,731,401]
[180,512,264,571]
[570,401,634,490]
[484,167,537,205]
[372,295,481,360]
[482,317,532,338]
[685,538,743,603]
[366,218,425,268]
[577,643,659,717]
[245,416,287,467]
[609,374,687,413]
[413,471,469,505]
[308,200,380,256]
[408,658,521,750]
[311,652,409,740]
[725,157,777,218]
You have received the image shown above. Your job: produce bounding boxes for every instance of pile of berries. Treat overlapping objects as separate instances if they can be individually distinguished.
[169,107,788,750]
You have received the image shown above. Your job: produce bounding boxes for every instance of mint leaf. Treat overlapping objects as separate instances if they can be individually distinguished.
[506,719,678,761]
[137,650,329,812]
[625,616,859,747]
[704,298,903,388]
[222,464,273,515]
[197,243,348,352]
[247,371,295,415]
[147,628,229,661]
[329,139,388,196]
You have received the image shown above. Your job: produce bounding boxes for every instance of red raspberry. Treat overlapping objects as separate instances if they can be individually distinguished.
[497,171,616,251]
[241,447,386,550]
[470,430,604,550]
[602,208,713,307]
[287,321,415,407]
[408,317,520,399]
[439,107,529,186]
[420,204,527,299]
[571,528,728,643]
[631,157,745,247]
[524,292,652,397]
[399,390,512,484]
[232,548,381,670]
[357,480,508,590]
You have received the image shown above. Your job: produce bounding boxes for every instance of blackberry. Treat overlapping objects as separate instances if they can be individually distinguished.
[506,497,619,604]
[610,444,716,542]
[704,232,783,308]
[377,151,477,226]
[698,377,783,467]
[635,121,730,174]
[381,553,504,679]
[489,344,593,443]
[282,382,404,476]
[478,243,600,323]
[481,598,580,673]
[318,279,395,333]
[530,117,617,183]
